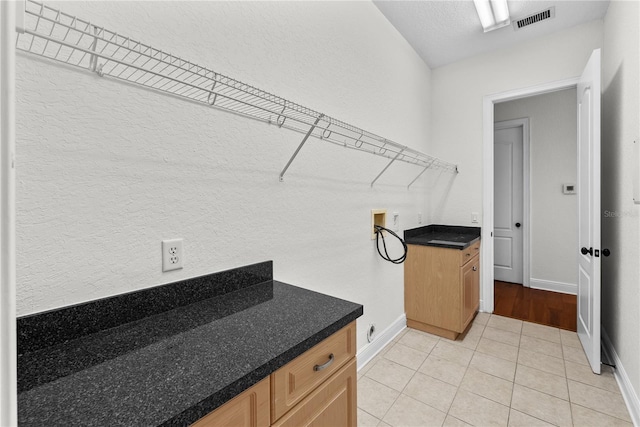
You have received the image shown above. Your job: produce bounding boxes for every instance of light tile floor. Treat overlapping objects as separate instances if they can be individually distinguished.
[357,313,632,427]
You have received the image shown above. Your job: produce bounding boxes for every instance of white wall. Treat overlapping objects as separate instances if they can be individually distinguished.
[15,1,435,351]
[428,5,639,417]
[602,0,640,417]
[495,89,578,290]
[428,20,603,226]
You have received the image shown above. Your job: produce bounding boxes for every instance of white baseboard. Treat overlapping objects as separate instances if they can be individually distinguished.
[356,313,406,371]
[602,327,640,426]
[529,278,576,295]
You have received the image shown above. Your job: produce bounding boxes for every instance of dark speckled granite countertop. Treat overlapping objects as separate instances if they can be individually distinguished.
[404,225,481,250]
[17,261,363,426]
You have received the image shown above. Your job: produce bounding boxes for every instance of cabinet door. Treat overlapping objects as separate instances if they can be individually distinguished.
[272,359,356,427]
[462,255,480,330]
[271,322,355,422]
[192,377,270,427]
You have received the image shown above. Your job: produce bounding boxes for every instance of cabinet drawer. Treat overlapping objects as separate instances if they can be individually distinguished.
[191,377,270,427]
[272,359,357,427]
[460,241,480,265]
[271,322,356,423]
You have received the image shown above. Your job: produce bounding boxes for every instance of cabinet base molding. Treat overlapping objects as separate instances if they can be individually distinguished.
[407,320,459,340]
[407,313,477,341]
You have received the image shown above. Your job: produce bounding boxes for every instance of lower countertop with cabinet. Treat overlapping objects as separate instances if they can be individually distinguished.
[194,322,357,427]
[17,261,362,426]
[404,235,480,340]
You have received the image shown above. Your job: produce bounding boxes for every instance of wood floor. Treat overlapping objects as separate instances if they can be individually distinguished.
[493,281,577,331]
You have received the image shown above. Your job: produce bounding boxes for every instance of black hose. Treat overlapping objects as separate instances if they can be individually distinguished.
[374,225,407,264]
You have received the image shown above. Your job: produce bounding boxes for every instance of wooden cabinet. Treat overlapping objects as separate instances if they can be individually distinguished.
[192,377,271,427]
[272,359,356,427]
[192,322,357,427]
[405,241,480,340]
[462,255,480,329]
[271,321,355,422]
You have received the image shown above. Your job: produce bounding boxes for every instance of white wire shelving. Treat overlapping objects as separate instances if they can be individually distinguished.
[15,0,458,187]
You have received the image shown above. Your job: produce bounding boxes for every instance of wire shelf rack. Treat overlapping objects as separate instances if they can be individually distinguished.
[16,0,458,187]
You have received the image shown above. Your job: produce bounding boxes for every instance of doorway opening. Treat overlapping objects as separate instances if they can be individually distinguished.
[491,89,579,331]
[477,51,604,377]
[481,76,579,313]
[481,49,602,375]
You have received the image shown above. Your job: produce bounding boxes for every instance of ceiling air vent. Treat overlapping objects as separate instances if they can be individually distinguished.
[513,7,555,31]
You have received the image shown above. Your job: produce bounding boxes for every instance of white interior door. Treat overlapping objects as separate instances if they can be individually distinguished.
[577,48,601,374]
[494,125,523,284]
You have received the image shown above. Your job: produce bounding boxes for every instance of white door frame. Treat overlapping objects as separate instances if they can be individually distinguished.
[481,77,579,313]
[1,1,18,425]
[494,118,530,288]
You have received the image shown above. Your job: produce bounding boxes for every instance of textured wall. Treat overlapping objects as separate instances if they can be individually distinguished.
[602,0,640,412]
[427,20,603,227]
[15,1,437,352]
[495,89,578,289]
[427,19,602,311]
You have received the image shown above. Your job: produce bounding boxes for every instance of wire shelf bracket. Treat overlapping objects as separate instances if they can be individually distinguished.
[15,0,459,187]
[279,115,324,182]
[371,147,405,188]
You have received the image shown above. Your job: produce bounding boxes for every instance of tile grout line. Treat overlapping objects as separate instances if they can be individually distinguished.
[522,317,570,427]
[358,341,402,424]
[560,334,575,427]
[514,317,573,427]
[506,320,522,427]
[363,315,626,427]
[520,323,628,425]
[444,318,487,425]
[358,406,382,424]
[375,334,443,424]
[401,336,458,423]
[444,356,473,424]
[570,401,635,424]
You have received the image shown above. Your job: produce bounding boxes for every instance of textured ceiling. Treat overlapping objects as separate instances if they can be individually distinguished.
[374,0,610,69]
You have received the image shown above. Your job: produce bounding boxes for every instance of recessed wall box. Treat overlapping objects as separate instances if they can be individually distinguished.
[371,209,387,239]
[562,184,576,195]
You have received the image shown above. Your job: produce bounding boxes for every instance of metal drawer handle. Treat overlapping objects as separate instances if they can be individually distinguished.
[314,353,335,372]
[472,266,478,271]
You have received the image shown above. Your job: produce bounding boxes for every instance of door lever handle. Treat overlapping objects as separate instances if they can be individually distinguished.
[581,247,593,256]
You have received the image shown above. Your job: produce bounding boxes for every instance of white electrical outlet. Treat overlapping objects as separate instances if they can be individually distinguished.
[471,212,479,223]
[418,212,423,224]
[393,212,400,231]
[162,239,183,272]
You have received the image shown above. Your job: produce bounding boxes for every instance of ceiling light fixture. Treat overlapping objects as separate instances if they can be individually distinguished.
[473,0,511,32]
